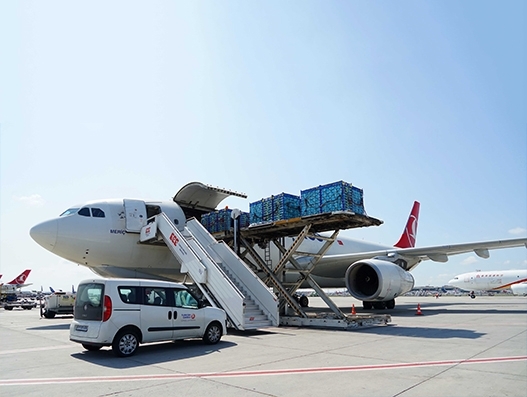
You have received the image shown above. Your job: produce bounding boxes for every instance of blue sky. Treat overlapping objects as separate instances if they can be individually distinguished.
[1,1,525,291]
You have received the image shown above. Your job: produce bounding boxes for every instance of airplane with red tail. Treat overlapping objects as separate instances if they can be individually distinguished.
[0,269,33,294]
[29,182,527,310]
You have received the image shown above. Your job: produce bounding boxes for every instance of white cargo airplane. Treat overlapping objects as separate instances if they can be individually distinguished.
[448,269,527,294]
[29,182,527,309]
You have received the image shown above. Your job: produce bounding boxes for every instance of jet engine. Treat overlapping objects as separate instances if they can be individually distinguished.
[345,259,414,302]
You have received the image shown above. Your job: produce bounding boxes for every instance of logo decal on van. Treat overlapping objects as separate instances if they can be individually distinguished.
[181,313,196,321]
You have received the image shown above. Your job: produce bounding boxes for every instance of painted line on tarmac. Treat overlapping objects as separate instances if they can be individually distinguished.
[1,355,526,386]
[0,345,73,355]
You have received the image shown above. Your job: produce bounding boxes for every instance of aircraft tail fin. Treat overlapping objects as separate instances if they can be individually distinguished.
[394,201,420,248]
[50,286,55,293]
[7,269,31,285]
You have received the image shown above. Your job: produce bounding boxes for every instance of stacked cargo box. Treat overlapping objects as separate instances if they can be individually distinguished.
[300,181,365,216]
[200,209,250,233]
[249,193,301,224]
[239,212,250,229]
[200,212,213,232]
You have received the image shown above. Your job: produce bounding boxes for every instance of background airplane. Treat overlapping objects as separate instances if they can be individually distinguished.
[448,269,527,294]
[511,282,527,296]
[29,182,527,309]
[0,269,32,294]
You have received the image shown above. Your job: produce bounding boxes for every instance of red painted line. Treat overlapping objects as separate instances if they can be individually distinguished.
[0,356,525,386]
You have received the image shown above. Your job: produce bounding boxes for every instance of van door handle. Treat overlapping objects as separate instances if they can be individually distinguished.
[168,311,172,320]
[173,311,177,319]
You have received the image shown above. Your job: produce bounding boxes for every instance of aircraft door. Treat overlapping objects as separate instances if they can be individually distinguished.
[124,199,147,232]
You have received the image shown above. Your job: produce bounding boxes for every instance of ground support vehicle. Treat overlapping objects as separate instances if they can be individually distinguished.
[40,292,75,318]
[70,278,227,357]
[3,298,38,310]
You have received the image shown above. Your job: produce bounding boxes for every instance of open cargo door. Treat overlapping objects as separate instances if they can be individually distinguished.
[174,182,247,219]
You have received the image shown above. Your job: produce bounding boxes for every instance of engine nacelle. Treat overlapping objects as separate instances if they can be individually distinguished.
[345,259,415,301]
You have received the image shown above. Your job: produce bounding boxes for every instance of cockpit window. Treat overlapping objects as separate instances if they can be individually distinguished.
[60,208,79,217]
[91,208,105,218]
[78,207,91,217]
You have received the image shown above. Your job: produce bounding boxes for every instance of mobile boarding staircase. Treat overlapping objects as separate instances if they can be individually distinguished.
[140,213,279,331]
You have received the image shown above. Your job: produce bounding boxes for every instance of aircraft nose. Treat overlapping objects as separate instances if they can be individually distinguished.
[30,219,58,252]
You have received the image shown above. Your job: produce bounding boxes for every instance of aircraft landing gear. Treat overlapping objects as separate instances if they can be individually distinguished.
[293,293,309,308]
[362,299,395,310]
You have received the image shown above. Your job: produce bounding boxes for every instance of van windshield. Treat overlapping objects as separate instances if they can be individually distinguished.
[74,283,104,321]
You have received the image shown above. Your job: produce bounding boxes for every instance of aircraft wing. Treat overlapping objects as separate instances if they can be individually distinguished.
[315,237,527,272]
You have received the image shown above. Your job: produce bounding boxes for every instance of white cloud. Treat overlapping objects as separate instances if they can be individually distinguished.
[461,256,478,266]
[15,194,45,207]
[508,227,527,236]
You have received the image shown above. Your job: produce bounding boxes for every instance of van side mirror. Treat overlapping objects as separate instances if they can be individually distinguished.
[199,299,211,308]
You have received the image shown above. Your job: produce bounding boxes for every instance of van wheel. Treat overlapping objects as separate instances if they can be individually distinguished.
[44,311,56,318]
[112,329,139,357]
[203,322,222,345]
[82,343,102,351]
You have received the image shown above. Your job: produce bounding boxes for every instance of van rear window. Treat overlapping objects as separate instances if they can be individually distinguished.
[118,287,141,304]
[74,283,104,321]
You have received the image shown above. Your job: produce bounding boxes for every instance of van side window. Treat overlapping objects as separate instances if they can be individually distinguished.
[143,288,169,306]
[174,289,198,309]
[118,287,139,304]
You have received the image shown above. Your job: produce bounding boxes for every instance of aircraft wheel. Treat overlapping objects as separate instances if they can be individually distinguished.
[112,329,139,357]
[373,302,386,310]
[299,295,309,308]
[362,301,373,310]
[44,311,56,318]
[385,299,395,309]
[203,322,222,345]
[4,306,13,311]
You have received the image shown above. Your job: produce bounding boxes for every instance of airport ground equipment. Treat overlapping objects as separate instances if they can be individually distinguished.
[3,298,37,311]
[216,211,391,329]
[146,182,390,331]
[140,214,279,331]
[40,292,75,318]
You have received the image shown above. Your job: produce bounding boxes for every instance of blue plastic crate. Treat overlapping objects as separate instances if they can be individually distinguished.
[301,181,365,216]
[200,212,212,232]
[250,193,301,223]
[272,193,301,221]
[239,212,250,228]
[249,200,265,224]
[216,209,233,232]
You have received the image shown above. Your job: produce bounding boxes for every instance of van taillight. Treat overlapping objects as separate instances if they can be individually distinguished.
[103,295,112,322]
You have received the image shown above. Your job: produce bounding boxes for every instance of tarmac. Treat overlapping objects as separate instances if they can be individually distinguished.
[1,295,526,397]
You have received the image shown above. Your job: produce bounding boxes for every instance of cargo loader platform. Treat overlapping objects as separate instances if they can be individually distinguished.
[280,312,391,330]
[216,211,383,242]
[213,212,390,330]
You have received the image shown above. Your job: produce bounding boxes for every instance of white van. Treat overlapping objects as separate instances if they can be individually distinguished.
[70,278,227,357]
